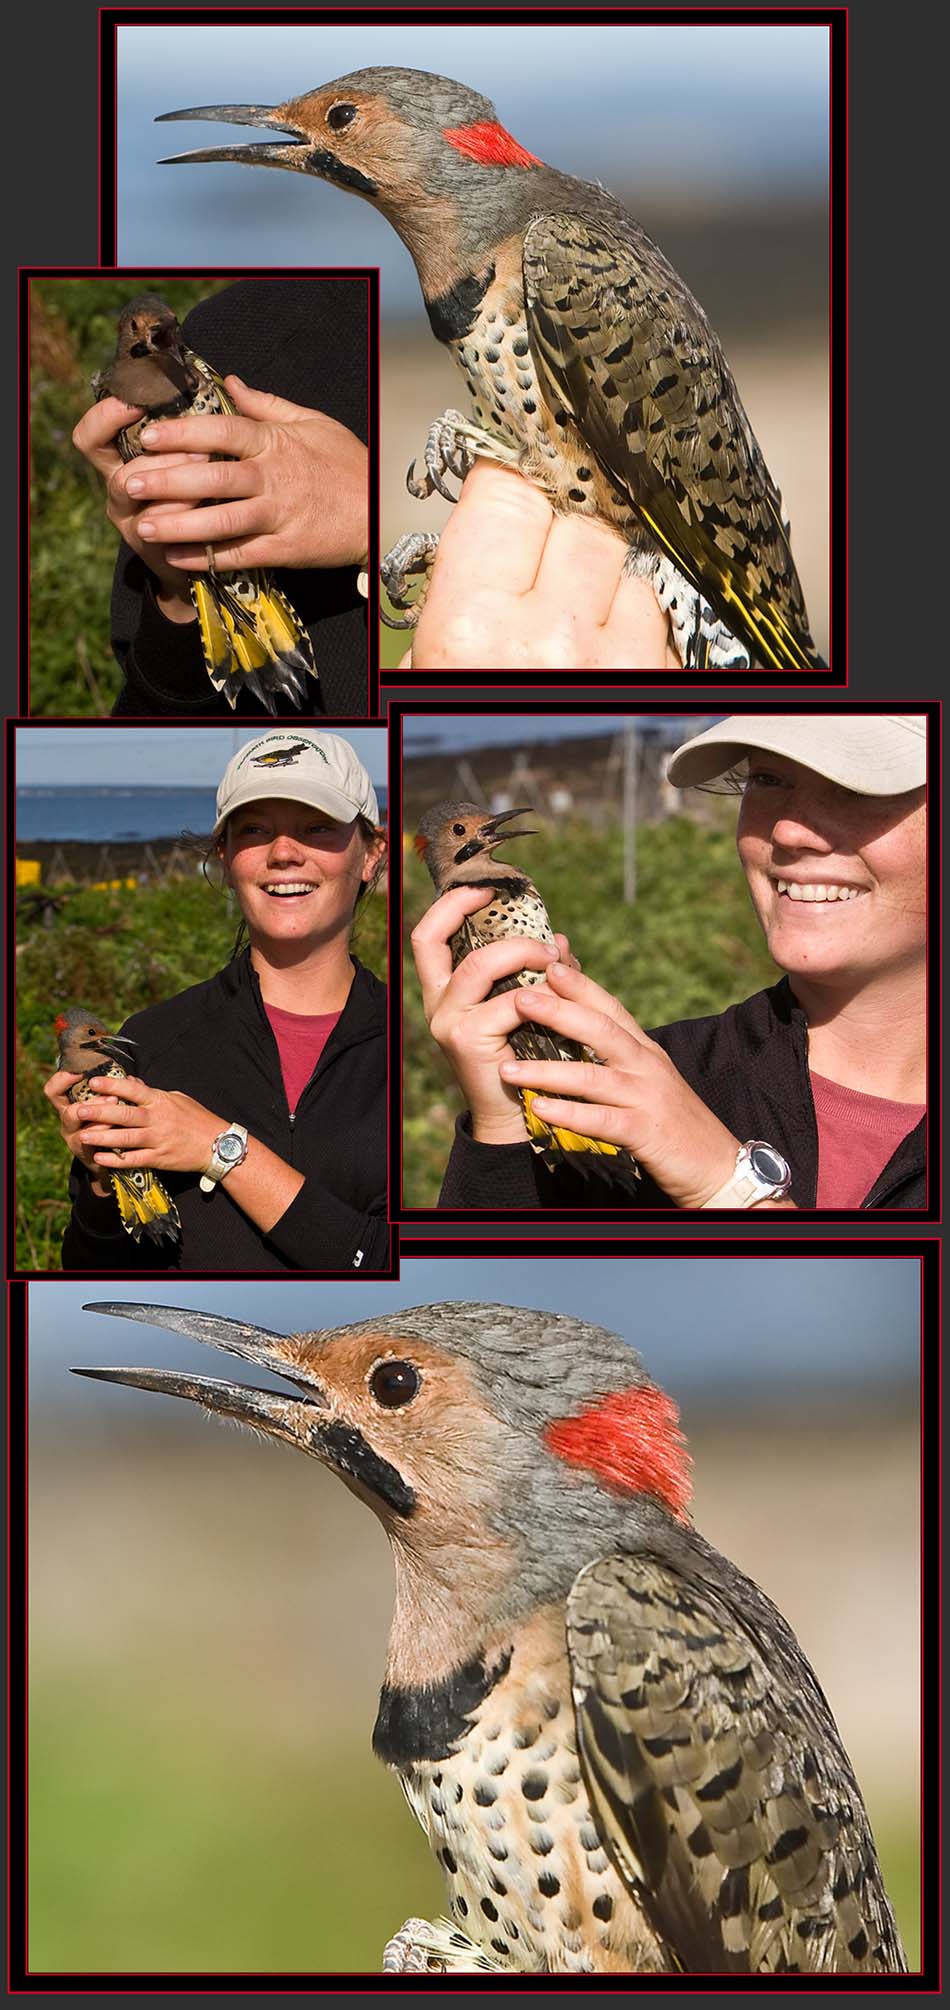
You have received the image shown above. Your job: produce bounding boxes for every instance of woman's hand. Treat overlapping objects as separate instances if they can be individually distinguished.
[52,1076,224,1175]
[411,885,574,1144]
[106,378,369,575]
[44,1070,115,1191]
[72,394,208,616]
[497,960,744,1208]
[398,463,680,670]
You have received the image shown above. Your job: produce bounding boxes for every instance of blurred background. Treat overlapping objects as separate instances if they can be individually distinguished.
[402,710,779,1206]
[14,724,387,1271]
[114,20,830,662]
[29,1261,920,1972]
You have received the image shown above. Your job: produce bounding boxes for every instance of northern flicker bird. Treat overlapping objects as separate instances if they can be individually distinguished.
[157,72,825,671]
[75,1299,906,1975]
[415,800,640,1194]
[95,295,317,712]
[54,1009,180,1244]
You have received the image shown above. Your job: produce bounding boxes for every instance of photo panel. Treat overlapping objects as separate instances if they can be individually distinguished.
[23,266,377,721]
[9,718,393,1278]
[11,1243,935,1979]
[394,700,937,1222]
[98,11,842,684]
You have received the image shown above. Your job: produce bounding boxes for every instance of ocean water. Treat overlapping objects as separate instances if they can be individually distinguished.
[17,787,219,843]
[16,786,389,844]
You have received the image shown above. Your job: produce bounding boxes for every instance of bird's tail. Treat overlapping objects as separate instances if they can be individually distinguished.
[110,1168,181,1244]
[520,1087,640,1194]
[192,571,316,713]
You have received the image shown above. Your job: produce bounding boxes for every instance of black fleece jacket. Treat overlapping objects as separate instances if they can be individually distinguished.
[109,279,369,718]
[438,978,926,1213]
[61,953,388,1271]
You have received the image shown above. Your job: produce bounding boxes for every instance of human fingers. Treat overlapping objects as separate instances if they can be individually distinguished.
[543,958,648,1041]
[223,376,316,423]
[138,412,263,459]
[136,497,261,549]
[553,933,581,971]
[532,509,630,628]
[430,462,556,602]
[601,564,679,665]
[511,981,644,1068]
[43,1069,82,1109]
[116,455,236,503]
[73,396,143,464]
[410,884,499,1001]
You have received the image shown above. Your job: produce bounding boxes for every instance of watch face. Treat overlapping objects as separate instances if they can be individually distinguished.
[749,1144,787,1184]
[218,1134,244,1164]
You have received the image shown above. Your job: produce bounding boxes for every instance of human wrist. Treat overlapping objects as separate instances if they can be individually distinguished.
[471,1109,530,1146]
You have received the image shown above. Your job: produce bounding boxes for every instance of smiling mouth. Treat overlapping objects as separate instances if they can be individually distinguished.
[774,880,868,904]
[263,882,318,898]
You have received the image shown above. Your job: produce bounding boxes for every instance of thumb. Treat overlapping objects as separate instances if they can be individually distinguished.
[223,375,313,424]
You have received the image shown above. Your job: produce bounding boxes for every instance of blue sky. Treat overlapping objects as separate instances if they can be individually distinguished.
[117,21,829,284]
[15,726,387,790]
[28,1258,919,1412]
[402,714,721,755]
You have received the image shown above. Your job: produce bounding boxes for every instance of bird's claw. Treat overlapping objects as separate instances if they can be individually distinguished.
[406,410,476,501]
[381,1917,447,1974]
[380,531,440,630]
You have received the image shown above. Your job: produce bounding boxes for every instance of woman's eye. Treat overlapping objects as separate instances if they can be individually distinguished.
[744,770,786,790]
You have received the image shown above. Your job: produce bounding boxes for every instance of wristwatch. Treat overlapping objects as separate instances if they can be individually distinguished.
[199,1123,249,1193]
[701,1140,792,1210]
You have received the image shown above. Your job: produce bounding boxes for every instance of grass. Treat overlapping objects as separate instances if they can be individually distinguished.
[15,873,387,1272]
[402,813,781,1207]
[29,277,231,716]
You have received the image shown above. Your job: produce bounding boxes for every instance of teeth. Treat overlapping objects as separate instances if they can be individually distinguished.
[265,883,314,896]
[776,880,864,903]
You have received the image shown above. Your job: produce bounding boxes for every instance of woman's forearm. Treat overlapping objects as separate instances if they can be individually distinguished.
[218,1137,305,1233]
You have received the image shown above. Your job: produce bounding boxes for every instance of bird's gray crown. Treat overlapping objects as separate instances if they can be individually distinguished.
[316,68,499,132]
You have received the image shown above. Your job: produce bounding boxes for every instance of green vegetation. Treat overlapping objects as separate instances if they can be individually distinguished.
[16,873,386,1271]
[403,814,781,1206]
[29,1671,441,1972]
[30,277,230,715]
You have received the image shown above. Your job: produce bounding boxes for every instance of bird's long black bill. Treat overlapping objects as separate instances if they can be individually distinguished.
[74,1304,327,1445]
[481,806,538,842]
[156,103,310,168]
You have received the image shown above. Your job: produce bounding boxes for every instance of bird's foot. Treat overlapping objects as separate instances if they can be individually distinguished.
[406,409,522,502]
[381,1917,447,1974]
[382,1915,508,1974]
[626,550,752,670]
[380,531,440,630]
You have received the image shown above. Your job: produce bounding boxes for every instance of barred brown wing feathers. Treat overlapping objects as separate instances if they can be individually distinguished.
[567,1555,906,1973]
[523,213,821,670]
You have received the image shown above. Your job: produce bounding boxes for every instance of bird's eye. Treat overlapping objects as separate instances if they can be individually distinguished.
[327,102,357,131]
[370,1359,421,1408]
[452,823,466,836]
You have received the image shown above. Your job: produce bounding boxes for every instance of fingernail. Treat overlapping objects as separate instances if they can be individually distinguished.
[139,425,159,445]
[499,1061,518,1077]
[138,520,154,538]
[126,476,144,495]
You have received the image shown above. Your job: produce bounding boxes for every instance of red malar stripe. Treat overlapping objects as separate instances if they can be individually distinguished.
[442,121,541,169]
[544,1386,692,1522]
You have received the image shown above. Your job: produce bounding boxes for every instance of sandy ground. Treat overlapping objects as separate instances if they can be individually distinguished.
[381,329,830,660]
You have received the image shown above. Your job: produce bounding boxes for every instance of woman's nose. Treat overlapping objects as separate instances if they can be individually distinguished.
[267,831,306,861]
[770,812,835,853]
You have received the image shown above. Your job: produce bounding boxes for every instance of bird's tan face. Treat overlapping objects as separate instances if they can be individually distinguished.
[415,807,537,891]
[76,1306,520,1683]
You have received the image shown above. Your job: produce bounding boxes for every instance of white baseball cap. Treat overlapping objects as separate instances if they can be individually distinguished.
[213,731,380,837]
[667,714,928,796]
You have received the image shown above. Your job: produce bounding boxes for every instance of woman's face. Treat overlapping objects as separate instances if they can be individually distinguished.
[736,752,927,984]
[221,798,381,950]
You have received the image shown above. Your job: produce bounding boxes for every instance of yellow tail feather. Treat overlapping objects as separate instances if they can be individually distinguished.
[521,1088,620,1160]
[111,1169,181,1245]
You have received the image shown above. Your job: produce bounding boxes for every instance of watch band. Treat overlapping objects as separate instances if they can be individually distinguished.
[199,1123,249,1194]
[701,1141,792,1210]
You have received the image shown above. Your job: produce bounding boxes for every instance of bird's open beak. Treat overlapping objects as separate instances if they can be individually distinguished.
[84,1032,138,1067]
[479,806,538,844]
[156,103,314,171]
[73,1302,328,1451]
